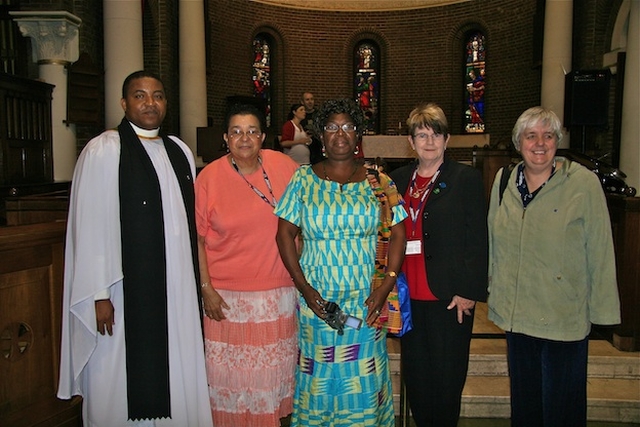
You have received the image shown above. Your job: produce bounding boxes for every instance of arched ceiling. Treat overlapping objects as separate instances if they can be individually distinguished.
[250,0,470,12]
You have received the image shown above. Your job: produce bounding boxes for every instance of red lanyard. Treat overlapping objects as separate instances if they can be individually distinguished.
[408,165,442,237]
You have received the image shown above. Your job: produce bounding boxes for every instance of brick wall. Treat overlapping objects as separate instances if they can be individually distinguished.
[206,0,542,147]
[15,0,623,153]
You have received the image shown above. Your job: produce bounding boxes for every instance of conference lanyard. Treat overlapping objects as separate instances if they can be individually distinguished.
[408,166,442,237]
[231,156,277,208]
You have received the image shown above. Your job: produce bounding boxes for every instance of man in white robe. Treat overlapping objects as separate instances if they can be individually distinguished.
[57,71,213,426]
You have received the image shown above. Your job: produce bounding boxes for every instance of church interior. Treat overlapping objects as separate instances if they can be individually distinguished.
[0,0,638,425]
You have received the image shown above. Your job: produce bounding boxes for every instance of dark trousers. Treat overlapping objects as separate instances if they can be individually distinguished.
[401,299,474,427]
[506,332,588,427]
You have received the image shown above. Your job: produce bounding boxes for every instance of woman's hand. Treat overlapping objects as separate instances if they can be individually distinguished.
[300,284,326,320]
[299,136,312,146]
[447,295,476,324]
[202,285,230,321]
[364,284,392,326]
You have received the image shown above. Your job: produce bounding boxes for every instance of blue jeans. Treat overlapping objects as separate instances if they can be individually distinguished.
[506,332,588,427]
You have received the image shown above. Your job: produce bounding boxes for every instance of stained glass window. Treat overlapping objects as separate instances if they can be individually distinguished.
[253,35,272,127]
[354,41,379,135]
[464,32,486,133]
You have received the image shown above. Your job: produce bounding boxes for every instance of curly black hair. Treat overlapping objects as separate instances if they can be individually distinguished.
[313,98,365,138]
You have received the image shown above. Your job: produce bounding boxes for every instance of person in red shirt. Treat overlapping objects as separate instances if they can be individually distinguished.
[390,103,488,427]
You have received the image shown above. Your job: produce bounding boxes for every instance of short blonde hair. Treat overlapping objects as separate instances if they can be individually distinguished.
[512,106,563,151]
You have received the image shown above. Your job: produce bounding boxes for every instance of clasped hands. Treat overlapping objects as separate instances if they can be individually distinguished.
[300,283,390,327]
[299,135,312,146]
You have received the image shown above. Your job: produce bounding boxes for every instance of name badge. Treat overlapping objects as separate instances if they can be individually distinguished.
[406,239,422,255]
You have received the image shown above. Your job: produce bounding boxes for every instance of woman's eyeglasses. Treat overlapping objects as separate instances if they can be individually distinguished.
[227,129,262,140]
[324,123,357,133]
[412,132,443,142]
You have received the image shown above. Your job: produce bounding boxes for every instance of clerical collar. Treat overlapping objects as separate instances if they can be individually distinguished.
[129,121,160,138]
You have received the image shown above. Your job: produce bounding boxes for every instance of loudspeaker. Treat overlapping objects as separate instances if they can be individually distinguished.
[564,69,611,127]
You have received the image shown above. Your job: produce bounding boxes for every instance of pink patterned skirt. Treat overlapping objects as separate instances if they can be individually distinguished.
[204,286,298,427]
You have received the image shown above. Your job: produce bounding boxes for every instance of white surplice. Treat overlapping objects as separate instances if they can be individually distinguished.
[58,127,213,427]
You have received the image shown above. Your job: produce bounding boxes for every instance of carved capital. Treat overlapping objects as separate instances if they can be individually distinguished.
[10,11,82,65]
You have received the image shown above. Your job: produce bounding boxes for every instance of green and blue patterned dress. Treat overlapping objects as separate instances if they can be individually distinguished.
[275,166,407,427]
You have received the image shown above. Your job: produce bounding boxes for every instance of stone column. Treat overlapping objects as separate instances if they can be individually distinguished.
[11,11,81,182]
[540,0,573,148]
[179,0,208,164]
[619,0,640,190]
[103,0,144,129]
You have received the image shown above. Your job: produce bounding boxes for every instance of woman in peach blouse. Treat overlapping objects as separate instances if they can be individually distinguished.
[195,103,299,427]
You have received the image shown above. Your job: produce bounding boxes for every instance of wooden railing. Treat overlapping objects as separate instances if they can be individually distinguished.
[607,195,640,351]
[361,134,514,201]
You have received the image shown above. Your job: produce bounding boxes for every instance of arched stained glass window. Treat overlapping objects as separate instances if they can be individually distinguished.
[464,31,486,133]
[253,35,272,127]
[354,41,379,135]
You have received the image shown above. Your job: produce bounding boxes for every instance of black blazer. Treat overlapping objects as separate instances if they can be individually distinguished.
[390,157,488,302]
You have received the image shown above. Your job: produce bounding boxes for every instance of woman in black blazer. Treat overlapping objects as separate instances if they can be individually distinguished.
[389,103,488,427]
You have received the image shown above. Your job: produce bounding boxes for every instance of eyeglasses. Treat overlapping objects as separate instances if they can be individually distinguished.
[227,129,262,140]
[324,123,357,133]
[412,132,443,142]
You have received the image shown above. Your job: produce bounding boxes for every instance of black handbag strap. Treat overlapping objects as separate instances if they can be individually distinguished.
[499,162,516,205]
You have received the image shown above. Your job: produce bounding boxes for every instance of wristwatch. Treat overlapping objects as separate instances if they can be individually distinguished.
[386,271,398,278]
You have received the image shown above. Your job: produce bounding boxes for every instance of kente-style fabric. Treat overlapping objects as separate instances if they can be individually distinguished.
[365,168,405,333]
[274,166,407,426]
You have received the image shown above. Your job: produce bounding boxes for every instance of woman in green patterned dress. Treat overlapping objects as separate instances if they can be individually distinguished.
[275,98,407,426]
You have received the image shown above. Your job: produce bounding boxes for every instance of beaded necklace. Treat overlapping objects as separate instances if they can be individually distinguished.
[322,161,359,191]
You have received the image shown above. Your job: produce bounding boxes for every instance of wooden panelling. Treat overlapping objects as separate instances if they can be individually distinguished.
[0,74,54,186]
[362,134,491,160]
[471,149,517,202]
[362,138,514,203]
[0,222,82,426]
[607,196,640,352]
[4,191,69,226]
